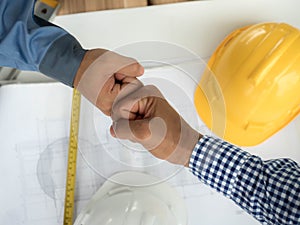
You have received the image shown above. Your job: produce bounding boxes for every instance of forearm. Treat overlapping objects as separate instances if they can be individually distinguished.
[0,0,86,86]
[189,135,300,224]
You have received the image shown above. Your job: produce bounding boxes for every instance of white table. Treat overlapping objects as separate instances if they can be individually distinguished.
[2,1,300,224]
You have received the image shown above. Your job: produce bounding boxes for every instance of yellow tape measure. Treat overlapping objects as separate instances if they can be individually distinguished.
[63,88,81,225]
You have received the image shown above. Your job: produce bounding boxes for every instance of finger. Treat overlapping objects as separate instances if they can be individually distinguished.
[96,76,143,116]
[118,77,144,98]
[114,73,126,81]
[117,62,144,77]
[112,85,163,121]
[109,78,143,116]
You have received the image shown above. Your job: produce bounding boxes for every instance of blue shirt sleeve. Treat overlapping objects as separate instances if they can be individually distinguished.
[0,0,86,86]
[189,135,300,225]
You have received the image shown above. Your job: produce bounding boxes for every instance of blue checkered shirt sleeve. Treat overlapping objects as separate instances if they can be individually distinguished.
[189,135,300,225]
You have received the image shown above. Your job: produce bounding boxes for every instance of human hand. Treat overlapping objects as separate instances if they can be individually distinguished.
[73,49,144,116]
[110,85,202,167]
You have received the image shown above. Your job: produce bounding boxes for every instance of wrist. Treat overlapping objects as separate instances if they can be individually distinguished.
[182,129,202,167]
[169,119,202,167]
[73,49,108,88]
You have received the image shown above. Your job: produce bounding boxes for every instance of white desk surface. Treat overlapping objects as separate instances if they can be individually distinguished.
[54,0,300,58]
[1,1,300,225]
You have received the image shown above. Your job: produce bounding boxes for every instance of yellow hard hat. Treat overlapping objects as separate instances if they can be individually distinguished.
[194,22,300,146]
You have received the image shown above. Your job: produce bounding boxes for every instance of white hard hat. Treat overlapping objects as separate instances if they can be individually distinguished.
[74,171,187,225]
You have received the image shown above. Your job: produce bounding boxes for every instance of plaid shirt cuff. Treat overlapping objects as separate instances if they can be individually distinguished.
[189,135,250,197]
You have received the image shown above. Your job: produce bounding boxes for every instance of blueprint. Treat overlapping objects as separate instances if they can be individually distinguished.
[1,66,299,225]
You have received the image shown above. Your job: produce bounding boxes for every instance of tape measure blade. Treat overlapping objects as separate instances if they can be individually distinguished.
[63,88,81,225]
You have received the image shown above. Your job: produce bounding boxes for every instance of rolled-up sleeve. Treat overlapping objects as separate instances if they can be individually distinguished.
[0,0,86,86]
[189,135,300,225]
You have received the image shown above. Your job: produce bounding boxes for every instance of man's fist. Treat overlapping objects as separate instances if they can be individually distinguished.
[74,49,144,116]
[110,85,201,166]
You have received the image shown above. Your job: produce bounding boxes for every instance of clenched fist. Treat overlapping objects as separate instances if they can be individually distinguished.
[110,85,201,166]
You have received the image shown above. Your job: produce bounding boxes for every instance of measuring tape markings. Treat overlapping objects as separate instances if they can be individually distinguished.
[63,88,81,225]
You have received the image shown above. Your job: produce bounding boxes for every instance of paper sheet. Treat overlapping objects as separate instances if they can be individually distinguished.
[1,65,299,225]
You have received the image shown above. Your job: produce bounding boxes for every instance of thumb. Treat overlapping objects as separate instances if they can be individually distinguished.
[110,117,167,151]
[110,119,151,142]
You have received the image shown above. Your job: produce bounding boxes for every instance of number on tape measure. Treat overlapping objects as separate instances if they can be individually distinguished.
[63,89,81,225]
